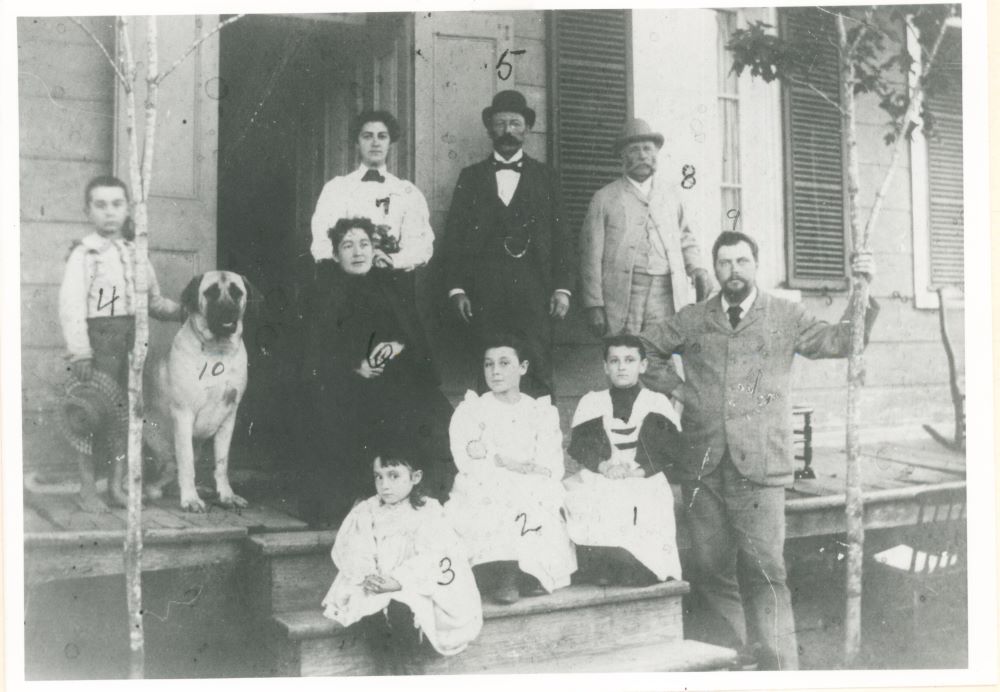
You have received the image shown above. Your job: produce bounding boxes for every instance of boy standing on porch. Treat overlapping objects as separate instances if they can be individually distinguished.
[58,175,183,508]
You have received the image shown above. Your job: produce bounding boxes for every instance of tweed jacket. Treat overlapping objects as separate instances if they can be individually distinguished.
[579,175,703,334]
[440,154,575,295]
[639,291,879,486]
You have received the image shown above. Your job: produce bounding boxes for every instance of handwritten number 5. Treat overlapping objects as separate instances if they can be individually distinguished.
[437,557,455,586]
[496,49,526,81]
[516,512,541,536]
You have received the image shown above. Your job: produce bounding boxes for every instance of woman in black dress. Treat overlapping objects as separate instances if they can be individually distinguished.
[297,217,455,526]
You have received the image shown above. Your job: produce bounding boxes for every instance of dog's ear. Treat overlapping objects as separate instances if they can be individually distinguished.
[240,274,264,318]
[181,274,204,315]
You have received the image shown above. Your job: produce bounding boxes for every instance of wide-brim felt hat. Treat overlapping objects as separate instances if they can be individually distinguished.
[615,118,665,152]
[482,90,536,129]
[57,369,129,456]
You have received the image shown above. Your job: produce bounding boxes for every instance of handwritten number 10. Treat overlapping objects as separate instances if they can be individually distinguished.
[199,362,225,380]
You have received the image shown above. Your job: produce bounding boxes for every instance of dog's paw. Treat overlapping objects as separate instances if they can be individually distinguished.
[180,494,207,513]
[218,492,249,510]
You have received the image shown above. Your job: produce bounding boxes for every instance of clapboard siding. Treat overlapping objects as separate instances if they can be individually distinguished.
[19,17,118,469]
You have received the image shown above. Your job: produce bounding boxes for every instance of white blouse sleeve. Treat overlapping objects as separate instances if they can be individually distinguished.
[58,246,93,362]
[391,184,434,271]
[330,501,378,581]
[448,391,488,474]
[533,397,566,479]
[310,178,347,262]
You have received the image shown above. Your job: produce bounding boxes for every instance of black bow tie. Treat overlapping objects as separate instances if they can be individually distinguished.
[361,169,385,183]
[492,159,523,172]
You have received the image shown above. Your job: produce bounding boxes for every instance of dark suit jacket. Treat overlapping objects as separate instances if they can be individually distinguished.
[639,291,879,486]
[441,154,575,296]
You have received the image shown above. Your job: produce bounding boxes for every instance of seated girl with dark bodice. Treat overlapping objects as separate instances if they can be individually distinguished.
[298,216,455,526]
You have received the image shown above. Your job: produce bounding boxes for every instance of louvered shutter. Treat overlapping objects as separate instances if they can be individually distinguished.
[551,10,630,238]
[925,28,963,289]
[780,7,848,288]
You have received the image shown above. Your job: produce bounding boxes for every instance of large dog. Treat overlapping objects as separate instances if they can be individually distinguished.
[144,271,253,512]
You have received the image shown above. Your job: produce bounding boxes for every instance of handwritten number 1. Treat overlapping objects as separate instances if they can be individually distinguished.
[633,507,638,526]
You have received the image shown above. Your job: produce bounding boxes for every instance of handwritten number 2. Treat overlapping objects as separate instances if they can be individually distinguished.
[437,557,455,586]
[516,512,541,536]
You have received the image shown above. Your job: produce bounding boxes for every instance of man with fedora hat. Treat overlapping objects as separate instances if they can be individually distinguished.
[441,90,574,397]
[579,118,711,341]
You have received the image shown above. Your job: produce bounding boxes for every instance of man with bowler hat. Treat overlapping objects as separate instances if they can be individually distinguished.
[441,90,574,398]
[579,118,711,340]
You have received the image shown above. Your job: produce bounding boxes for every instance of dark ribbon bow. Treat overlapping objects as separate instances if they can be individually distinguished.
[492,159,523,172]
[361,169,385,183]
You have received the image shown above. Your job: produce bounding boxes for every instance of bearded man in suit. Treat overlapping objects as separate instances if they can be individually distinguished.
[441,90,574,398]
[639,231,878,671]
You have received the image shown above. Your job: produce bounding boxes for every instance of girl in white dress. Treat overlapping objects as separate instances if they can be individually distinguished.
[446,336,577,604]
[322,447,482,670]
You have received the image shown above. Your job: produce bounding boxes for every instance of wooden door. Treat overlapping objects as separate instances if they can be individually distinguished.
[115,15,219,359]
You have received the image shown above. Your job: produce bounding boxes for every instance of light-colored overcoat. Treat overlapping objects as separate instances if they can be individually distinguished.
[579,175,703,335]
[639,291,879,486]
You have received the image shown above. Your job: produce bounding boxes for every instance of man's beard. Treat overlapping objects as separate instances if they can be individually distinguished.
[493,133,521,149]
[722,278,751,303]
[627,163,654,181]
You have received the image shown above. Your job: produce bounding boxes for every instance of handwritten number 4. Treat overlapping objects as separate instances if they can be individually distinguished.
[437,557,455,586]
[198,362,225,380]
[97,287,119,316]
[496,49,526,81]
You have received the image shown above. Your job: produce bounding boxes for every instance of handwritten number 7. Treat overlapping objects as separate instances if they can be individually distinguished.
[516,512,541,536]
[437,557,455,586]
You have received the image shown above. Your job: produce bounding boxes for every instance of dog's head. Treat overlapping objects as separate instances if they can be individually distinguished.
[181,271,256,339]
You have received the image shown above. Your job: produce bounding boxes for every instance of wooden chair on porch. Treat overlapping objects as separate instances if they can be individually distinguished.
[866,485,967,641]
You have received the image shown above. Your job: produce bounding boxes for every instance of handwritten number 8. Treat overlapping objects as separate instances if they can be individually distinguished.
[681,165,697,189]
[437,557,455,586]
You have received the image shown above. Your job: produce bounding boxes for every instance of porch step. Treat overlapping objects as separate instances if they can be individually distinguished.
[488,639,739,674]
[243,530,338,619]
[269,581,700,676]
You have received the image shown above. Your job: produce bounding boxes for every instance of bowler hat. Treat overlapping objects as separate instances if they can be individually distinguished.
[482,90,536,129]
[57,369,129,456]
[615,118,664,152]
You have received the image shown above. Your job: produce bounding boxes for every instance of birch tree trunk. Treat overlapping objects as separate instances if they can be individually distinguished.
[119,15,160,679]
[835,13,868,666]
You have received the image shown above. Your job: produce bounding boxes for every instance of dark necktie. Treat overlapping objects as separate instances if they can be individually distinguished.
[361,169,385,183]
[492,159,523,172]
[727,305,742,329]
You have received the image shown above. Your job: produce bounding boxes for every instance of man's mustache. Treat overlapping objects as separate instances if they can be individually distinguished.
[494,133,520,146]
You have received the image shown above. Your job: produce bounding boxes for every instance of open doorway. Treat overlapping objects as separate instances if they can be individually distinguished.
[217,13,413,473]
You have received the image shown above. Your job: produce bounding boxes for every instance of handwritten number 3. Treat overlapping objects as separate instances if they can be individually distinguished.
[516,512,542,536]
[437,557,455,586]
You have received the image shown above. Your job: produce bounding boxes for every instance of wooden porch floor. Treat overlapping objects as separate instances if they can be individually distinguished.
[24,432,965,584]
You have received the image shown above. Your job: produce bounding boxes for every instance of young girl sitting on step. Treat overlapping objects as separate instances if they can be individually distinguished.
[445,335,577,604]
[322,444,482,672]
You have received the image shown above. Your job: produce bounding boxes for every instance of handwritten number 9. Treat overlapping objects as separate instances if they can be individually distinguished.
[726,208,741,231]
[437,557,455,586]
